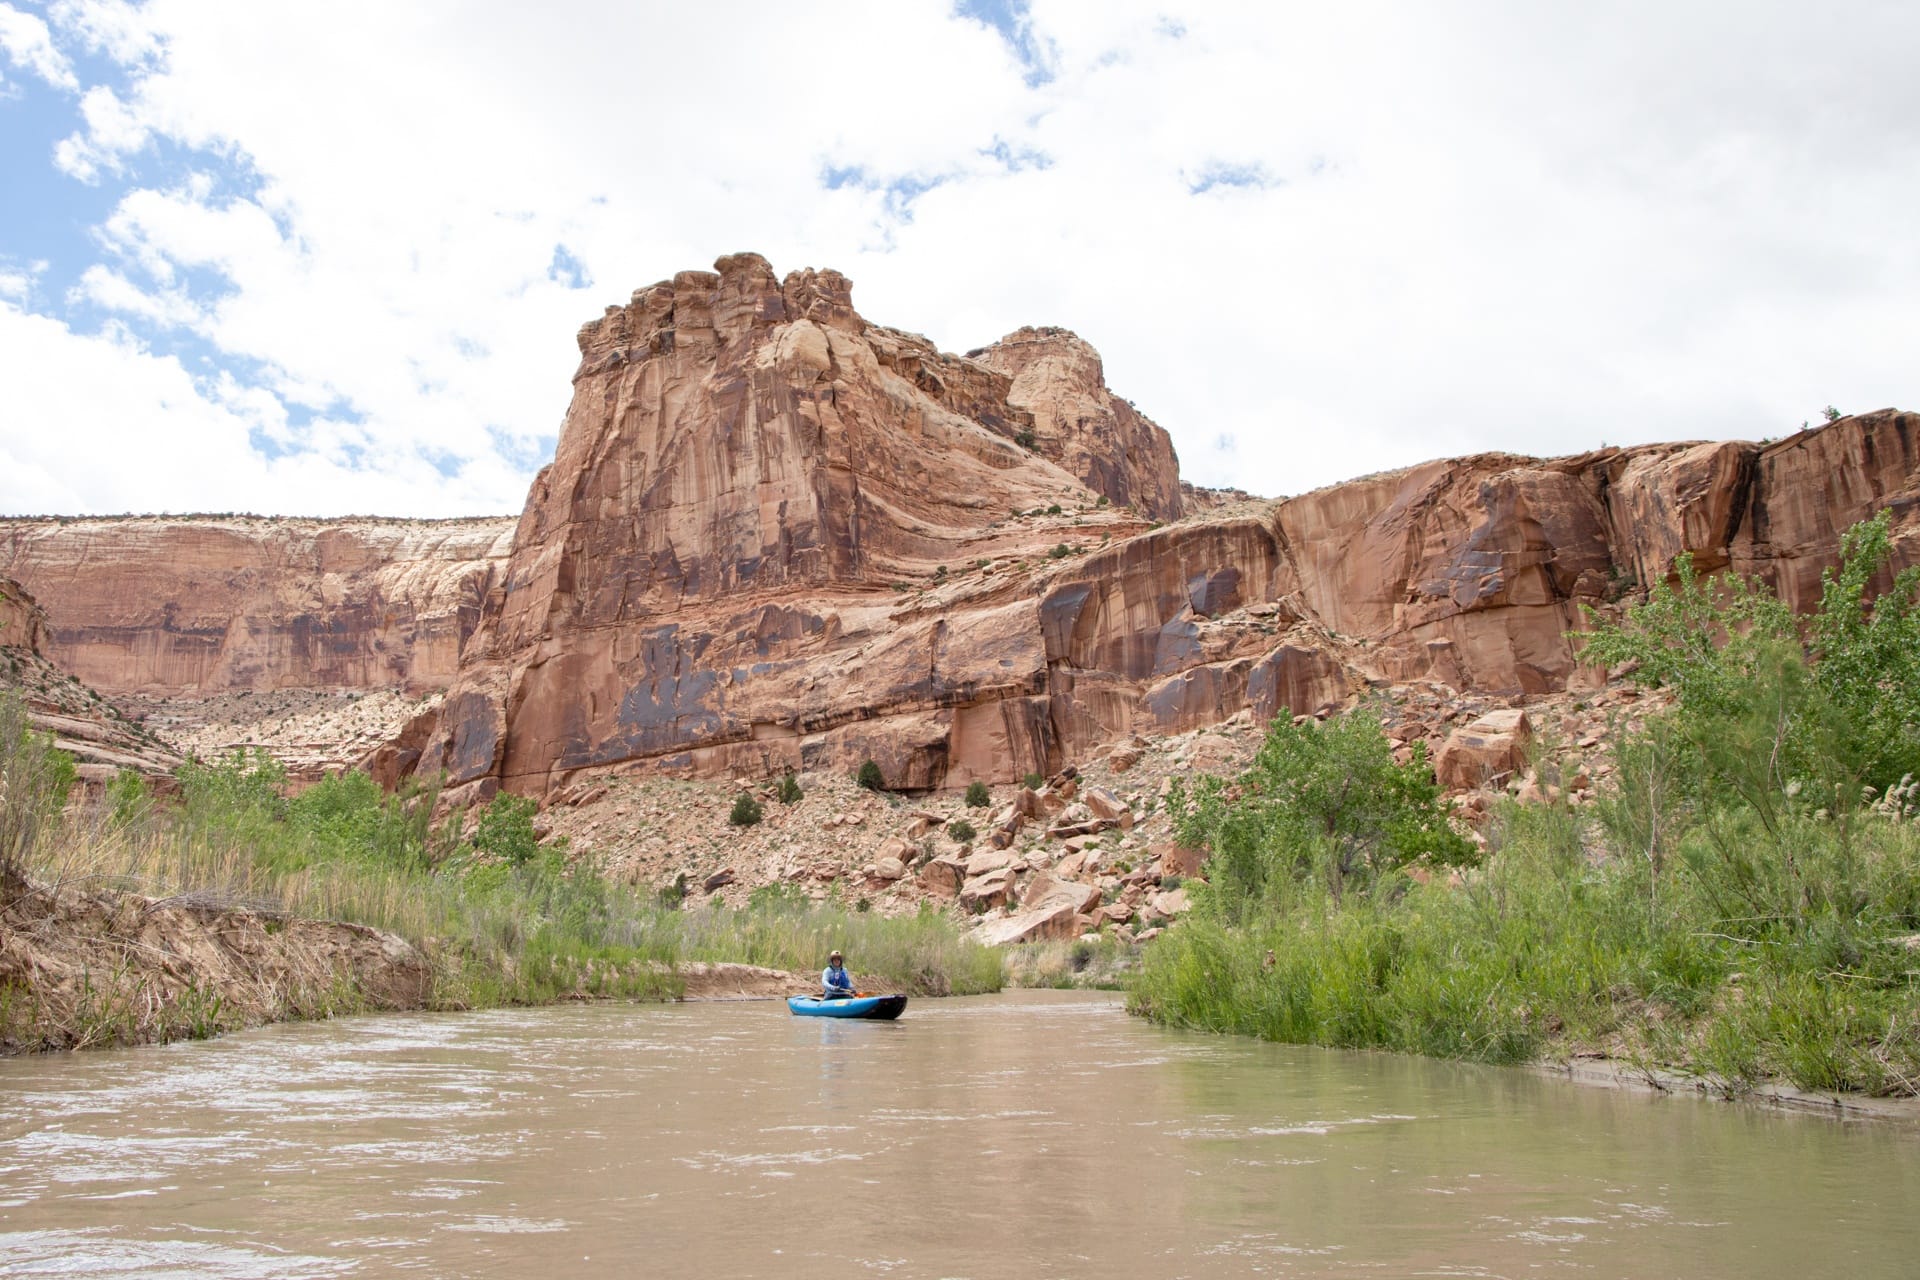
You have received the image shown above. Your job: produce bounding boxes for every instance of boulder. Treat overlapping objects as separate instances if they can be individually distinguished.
[1081,786,1132,828]
[1020,872,1101,916]
[965,848,1016,877]
[970,898,1081,946]
[918,856,967,897]
[960,866,1017,910]
[701,868,735,892]
[1147,886,1191,919]
[1154,842,1207,878]
[870,857,907,881]
[1433,709,1534,789]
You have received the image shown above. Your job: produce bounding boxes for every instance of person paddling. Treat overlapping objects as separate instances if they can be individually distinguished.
[822,950,854,999]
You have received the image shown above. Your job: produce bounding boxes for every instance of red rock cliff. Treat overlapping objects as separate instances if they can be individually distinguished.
[371,254,1918,801]
[0,518,514,696]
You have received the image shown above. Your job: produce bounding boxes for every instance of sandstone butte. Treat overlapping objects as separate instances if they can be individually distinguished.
[1,253,1916,811]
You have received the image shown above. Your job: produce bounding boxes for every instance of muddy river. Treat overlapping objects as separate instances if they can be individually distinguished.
[1,991,1915,1277]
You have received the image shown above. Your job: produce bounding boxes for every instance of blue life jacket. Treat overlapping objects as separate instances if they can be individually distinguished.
[823,964,853,995]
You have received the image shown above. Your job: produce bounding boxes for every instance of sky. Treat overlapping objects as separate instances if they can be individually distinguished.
[1,1,1915,517]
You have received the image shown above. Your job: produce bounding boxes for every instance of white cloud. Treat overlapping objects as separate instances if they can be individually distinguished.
[1,0,1916,516]
[0,2,76,90]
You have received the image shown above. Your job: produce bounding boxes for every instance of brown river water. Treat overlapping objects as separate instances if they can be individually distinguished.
[1,990,1915,1278]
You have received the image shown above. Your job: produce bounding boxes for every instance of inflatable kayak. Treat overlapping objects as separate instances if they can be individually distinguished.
[787,994,908,1020]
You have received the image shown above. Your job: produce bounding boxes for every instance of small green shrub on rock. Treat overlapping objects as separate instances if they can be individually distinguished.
[948,818,977,843]
[856,759,886,792]
[729,793,764,827]
[775,772,804,804]
[964,780,991,808]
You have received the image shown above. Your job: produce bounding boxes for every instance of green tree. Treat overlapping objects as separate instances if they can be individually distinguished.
[1169,710,1472,907]
[855,759,886,792]
[1581,510,1920,803]
[473,792,540,865]
[775,772,804,804]
[964,779,991,808]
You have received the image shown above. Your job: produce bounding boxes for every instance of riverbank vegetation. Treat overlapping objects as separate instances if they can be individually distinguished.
[1,717,1001,1052]
[1132,514,1920,1097]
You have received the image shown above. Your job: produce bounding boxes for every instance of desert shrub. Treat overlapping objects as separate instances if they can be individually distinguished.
[728,792,764,827]
[1014,428,1037,450]
[473,792,540,865]
[964,779,991,808]
[947,818,977,843]
[1167,709,1472,909]
[856,759,886,792]
[775,772,804,804]
[1046,503,1062,515]
[1022,771,1044,790]
[1048,543,1071,560]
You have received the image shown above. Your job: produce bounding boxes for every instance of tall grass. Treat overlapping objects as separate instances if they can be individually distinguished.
[5,724,1000,1048]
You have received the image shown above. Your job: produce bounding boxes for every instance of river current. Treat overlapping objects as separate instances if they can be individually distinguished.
[1,990,1914,1278]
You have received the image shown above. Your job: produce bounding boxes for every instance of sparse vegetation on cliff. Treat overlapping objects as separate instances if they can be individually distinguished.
[1133,515,1920,1098]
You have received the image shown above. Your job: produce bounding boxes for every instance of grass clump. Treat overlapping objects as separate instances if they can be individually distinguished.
[1132,514,1920,1096]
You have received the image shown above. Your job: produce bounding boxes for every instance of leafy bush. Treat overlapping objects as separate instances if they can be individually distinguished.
[1022,771,1045,790]
[105,768,153,830]
[729,792,764,827]
[855,759,886,792]
[1048,543,1071,560]
[1168,709,1472,909]
[775,772,804,805]
[1014,428,1037,450]
[947,818,977,843]
[964,779,991,808]
[1046,503,1062,515]
[473,792,540,865]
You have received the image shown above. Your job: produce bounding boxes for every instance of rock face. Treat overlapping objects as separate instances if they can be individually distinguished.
[0,577,47,655]
[378,253,1202,799]
[1,250,1914,809]
[971,326,1184,521]
[366,255,1917,801]
[1,575,183,784]
[0,517,514,695]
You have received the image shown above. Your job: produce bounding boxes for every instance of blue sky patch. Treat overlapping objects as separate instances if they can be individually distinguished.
[1185,161,1277,195]
[547,243,591,289]
[953,0,1053,86]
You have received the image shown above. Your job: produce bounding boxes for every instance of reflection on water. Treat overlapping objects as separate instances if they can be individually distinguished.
[1,992,1915,1278]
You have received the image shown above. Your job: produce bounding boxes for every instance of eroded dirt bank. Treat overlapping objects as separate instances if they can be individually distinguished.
[0,877,822,1055]
[0,875,433,1053]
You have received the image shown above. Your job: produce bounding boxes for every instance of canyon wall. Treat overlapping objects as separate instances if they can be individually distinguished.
[366,256,1918,802]
[2,251,1913,805]
[0,518,514,696]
